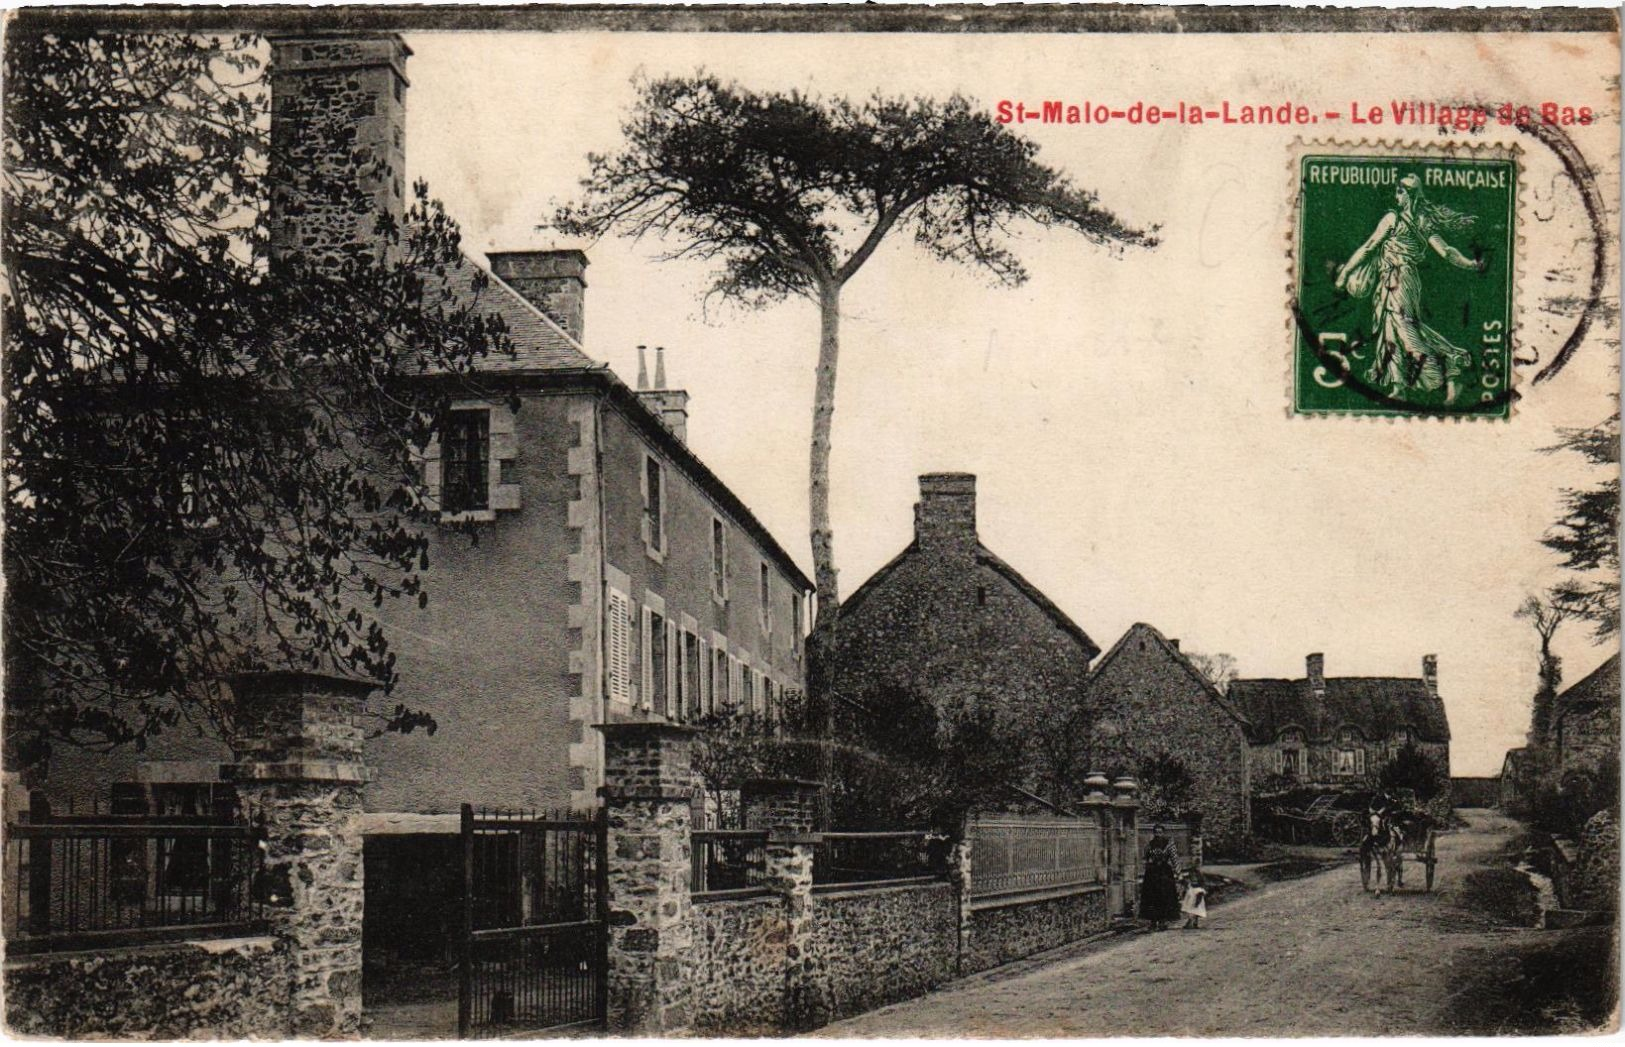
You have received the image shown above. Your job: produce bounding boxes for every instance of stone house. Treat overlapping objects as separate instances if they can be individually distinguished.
[1551,653,1620,787]
[1499,747,1534,810]
[827,473,1100,800]
[1230,652,1450,791]
[36,32,812,967]
[1081,623,1252,850]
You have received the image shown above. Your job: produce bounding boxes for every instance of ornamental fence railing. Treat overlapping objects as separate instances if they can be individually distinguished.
[811,831,950,889]
[968,814,1106,901]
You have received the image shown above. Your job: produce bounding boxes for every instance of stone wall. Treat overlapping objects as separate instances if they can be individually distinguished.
[965,886,1110,974]
[1085,624,1251,850]
[806,882,959,1023]
[4,937,289,1038]
[690,895,788,1035]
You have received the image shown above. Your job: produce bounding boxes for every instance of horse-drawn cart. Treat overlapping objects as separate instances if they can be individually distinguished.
[1360,819,1439,893]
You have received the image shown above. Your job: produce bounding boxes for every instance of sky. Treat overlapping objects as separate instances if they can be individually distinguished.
[400,30,1619,776]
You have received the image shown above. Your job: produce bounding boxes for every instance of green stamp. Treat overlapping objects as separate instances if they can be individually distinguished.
[1292,143,1519,418]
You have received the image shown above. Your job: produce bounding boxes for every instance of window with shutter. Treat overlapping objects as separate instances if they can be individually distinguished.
[607,589,632,706]
[650,611,668,717]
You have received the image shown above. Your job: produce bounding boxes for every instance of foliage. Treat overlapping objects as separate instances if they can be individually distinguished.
[1515,593,1570,745]
[1526,759,1620,839]
[693,683,1030,831]
[3,31,512,764]
[1542,406,1620,641]
[1185,651,1238,695]
[1137,751,1196,819]
[1377,742,1447,801]
[554,74,1156,618]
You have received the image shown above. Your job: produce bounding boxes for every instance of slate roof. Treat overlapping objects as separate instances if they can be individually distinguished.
[1556,653,1621,713]
[1230,672,1449,744]
[421,257,599,372]
[411,256,812,592]
[839,541,1098,659]
[1085,623,1251,728]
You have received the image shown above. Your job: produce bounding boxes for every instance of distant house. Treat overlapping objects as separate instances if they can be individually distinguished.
[1500,747,1534,810]
[1551,653,1620,788]
[829,473,1099,798]
[1082,623,1253,849]
[1230,652,1450,790]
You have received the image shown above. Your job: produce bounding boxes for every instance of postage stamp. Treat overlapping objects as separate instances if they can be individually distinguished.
[1290,140,1521,419]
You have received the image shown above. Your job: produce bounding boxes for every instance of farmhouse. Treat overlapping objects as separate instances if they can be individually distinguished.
[1550,652,1620,787]
[1230,652,1450,790]
[1081,623,1252,849]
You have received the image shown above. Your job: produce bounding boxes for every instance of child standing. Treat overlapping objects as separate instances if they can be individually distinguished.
[1180,869,1208,929]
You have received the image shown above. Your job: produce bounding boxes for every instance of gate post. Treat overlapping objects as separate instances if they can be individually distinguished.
[1112,776,1141,917]
[948,815,974,975]
[596,722,697,1036]
[741,778,823,1032]
[223,670,374,1039]
[1081,772,1115,917]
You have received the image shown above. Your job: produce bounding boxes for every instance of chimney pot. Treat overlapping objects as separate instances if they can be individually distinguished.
[654,346,668,389]
[1169,639,1181,652]
[1307,652,1326,698]
[1422,654,1438,694]
[636,347,688,445]
[487,249,589,343]
[636,345,649,391]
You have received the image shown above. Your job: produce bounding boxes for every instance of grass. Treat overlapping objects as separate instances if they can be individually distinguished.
[1462,867,1540,928]
[1447,925,1619,1034]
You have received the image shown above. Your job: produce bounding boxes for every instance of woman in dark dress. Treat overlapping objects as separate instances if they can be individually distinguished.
[1139,824,1182,929]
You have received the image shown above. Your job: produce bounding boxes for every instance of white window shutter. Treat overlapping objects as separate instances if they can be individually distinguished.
[607,589,632,706]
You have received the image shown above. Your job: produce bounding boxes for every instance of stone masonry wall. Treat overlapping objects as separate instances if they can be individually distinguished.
[4,937,289,1039]
[806,883,959,1023]
[1085,626,1251,850]
[964,887,1110,974]
[690,895,788,1035]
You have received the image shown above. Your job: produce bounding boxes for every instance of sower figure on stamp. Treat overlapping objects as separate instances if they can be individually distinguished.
[1334,173,1488,398]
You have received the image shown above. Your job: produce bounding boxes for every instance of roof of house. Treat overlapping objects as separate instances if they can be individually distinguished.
[1556,652,1621,714]
[416,256,812,593]
[839,540,1098,659]
[1229,672,1450,744]
[1085,623,1251,728]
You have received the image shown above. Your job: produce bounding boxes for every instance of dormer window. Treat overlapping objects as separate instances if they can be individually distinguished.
[1334,727,1365,776]
[416,400,521,521]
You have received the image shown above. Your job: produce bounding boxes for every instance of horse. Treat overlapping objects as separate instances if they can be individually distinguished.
[1358,809,1406,894]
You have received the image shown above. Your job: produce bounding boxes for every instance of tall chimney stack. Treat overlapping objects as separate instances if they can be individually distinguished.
[487,250,589,344]
[914,473,978,556]
[636,347,690,444]
[268,33,410,275]
[1422,654,1438,696]
[1306,652,1326,699]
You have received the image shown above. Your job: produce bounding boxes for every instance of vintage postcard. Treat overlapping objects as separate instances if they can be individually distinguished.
[2,5,1619,1040]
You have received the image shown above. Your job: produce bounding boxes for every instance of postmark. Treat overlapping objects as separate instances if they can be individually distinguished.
[1289,140,1521,419]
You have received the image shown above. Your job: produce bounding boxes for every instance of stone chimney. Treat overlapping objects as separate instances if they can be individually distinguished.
[914,473,978,556]
[268,33,410,275]
[635,346,690,444]
[1169,639,1181,652]
[488,249,589,343]
[1422,654,1438,696]
[1306,652,1326,699]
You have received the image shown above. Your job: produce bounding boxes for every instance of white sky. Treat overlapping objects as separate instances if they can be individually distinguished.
[401,30,1620,776]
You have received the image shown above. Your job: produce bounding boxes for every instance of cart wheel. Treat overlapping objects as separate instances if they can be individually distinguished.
[1424,832,1437,892]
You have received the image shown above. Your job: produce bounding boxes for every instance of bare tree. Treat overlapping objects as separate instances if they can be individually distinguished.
[1186,651,1238,695]
[553,75,1156,624]
[1515,593,1571,746]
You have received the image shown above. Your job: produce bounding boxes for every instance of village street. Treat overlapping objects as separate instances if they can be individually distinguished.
[825,810,1598,1037]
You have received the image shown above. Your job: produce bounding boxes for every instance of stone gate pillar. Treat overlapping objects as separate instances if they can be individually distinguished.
[741,778,824,1032]
[596,723,697,1036]
[224,670,374,1038]
[1112,776,1141,917]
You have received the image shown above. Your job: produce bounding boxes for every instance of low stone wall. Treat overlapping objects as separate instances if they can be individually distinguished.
[4,936,289,1039]
[691,894,788,1035]
[808,881,959,1023]
[965,884,1109,974]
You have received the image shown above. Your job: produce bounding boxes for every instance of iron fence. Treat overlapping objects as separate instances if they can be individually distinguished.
[812,831,949,888]
[4,802,262,953]
[969,815,1106,899]
[691,830,768,896]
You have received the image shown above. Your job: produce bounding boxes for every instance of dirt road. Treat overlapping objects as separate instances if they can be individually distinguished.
[824,810,1597,1037]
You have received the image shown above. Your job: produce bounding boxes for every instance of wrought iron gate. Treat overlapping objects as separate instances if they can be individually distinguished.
[458,805,606,1037]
